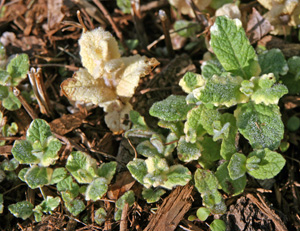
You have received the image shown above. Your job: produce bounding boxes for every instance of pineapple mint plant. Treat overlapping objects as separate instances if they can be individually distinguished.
[126,16,288,214]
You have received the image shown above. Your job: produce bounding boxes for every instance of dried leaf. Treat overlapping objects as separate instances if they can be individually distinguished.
[168,0,211,16]
[215,3,241,19]
[246,8,273,44]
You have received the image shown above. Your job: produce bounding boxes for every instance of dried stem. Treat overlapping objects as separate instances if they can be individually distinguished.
[13,87,38,120]
[159,10,175,57]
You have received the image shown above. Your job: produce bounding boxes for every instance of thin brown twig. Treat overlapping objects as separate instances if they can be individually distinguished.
[77,10,88,32]
[126,137,138,159]
[120,203,129,231]
[13,87,38,120]
[159,9,175,57]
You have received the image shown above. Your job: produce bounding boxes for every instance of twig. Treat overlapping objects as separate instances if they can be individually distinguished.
[13,87,38,120]
[92,0,124,43]
[3,183,26,195]
[126,137,138,159]
[77,10,88,32]
[159,10,175,57]
[184,0,208,27]
[120,203,129,231]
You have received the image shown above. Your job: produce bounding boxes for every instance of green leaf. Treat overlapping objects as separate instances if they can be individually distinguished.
[8,201,33,220]
[158,120,184,137]
[97,161,117,183]
[129,110,148,128]
[194,169,219,194]
[136,140,161,158]
[65,199,85,216]
[11,140,38,164]
[66,151,98,184]
[201,58,224,79]
[27,119,53,144]
[56,176,79,199]
[250,74,288,105]
[7,122,18,136]
[202,190,226,214]
[2,91,21,110]
[287,116,300,132]
[164,132,178,159]
[24,166,53,189]
[184,106,207,143]
[150,134,165,154]
[6,54,29,86]
[193,74,247,107]
[125,111,155,138]
[215,162,246,196]
[39,137,62,167]
[258,49,288,79]
[116,0,131,14]
[85,177,108,201]
[210,16,261,79]
[142,188,166,203]
[149,95,194,121]
[127,158,148,186]
[198,136,221,167]
[0,70,11,85]
[50,167,67,184]
[18,168,29,182]
[228,153,247,180]
[164,165,192,189]
[196,207,210,221]
[174,20,202,38]
[116,190,135,209]
[177,136,201,162]
[0,194,3,214]
[0,85,8,99]
[179,72,205,93]
[33,196,60,215]
[220,114,238,160]
[94,208,107,225]
[210,219,226,231]
[246,148,286,179]
[235,102,284,150]
[1,158,19,171]
[0,42,5,60]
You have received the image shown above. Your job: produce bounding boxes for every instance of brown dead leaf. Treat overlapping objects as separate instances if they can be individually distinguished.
[107,171,135,200]
[247,8,274,44]
[47,0,65,30]
[50,111,88,136]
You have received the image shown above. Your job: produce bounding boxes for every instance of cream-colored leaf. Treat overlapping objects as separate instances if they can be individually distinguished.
[79,27,121,79]
[116,55,159,98]
[168,0,211,16]
[61,68,116,105]
[215,3,241,19]
[104,102,133,133]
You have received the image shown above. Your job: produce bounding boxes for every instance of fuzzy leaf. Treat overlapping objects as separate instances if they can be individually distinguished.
[38,137,62,167]
[11,140,37,164]
[228,153,247,180]
[142,188,166,203]
[158,120,184,137]
[50,167,67,184]
[1,158,19,171]
[136,140,161,158]
[65,199,85,216]
[24,166,53,189]
[220,114,238,160]
[215,162,246,196]
[196,207,211,221]
[149,95,194,121]
[85,177,108,201]
[18,168,29,182]
[177,136,201,162]
[33,196,60,215]
[179,72,205,93]
[251,74,288,105]
[6,54,29,86]
[201,58,224,79]
[235,102,284,150]
[150,134,165,154]
[193,74,247,107]
[127,158,148,185]
[95,208,107,225]
[0,85,8,99]
[97,161,117,183]
[115,190,135,221]
[66,151,98,184]
[56,176,79,199]
[210,16,261,79]
[258,49,288,78]
[8,201,33,220]
[184,106,206,143]
[202,190,226,214]
[194,169,219,194]
[163,165,192,189]
[246,148,286,179]
[27,119,53,144]
[2,91,21,110]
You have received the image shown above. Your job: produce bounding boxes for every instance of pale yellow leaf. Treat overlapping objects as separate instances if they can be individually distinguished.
[61,68,116,105]
[79,27,121,79]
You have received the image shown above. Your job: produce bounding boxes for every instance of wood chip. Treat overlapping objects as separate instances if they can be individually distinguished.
[144,184,194,231]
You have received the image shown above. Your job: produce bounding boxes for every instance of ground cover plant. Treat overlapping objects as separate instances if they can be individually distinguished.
[0,0,300,230]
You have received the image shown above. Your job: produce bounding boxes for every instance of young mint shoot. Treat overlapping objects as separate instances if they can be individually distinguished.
[127,15,288,216]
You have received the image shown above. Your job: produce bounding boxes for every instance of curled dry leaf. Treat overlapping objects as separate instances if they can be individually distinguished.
[258,0,300,35]
[215,3,241,20]
[61,27,159,133]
